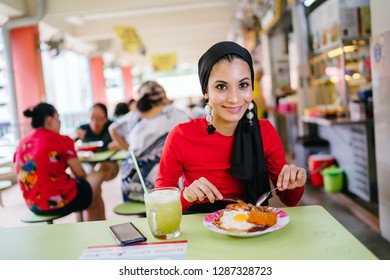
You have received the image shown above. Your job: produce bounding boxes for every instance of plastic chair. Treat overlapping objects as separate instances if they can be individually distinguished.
[20,211,67,224]
[113,201,146,217]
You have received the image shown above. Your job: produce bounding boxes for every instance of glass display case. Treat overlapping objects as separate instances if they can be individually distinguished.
[306,0,371,118]
[308,39,371,118]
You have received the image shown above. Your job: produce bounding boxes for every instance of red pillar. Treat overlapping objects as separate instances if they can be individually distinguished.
[10,26,46,136]
[90,56,107,104]
[121,65,133,101]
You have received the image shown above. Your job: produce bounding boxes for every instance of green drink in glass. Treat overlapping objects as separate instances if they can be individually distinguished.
[144,187,182,239]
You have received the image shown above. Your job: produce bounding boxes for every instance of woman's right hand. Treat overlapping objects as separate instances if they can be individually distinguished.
[183,177,223,203]
[76,128,86,141]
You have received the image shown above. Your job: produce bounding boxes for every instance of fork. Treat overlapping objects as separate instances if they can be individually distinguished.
[255,187,278,206]
[220,198,239,203]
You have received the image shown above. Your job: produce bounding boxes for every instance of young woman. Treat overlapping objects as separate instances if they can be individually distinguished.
[75,102,119,175]
[155,41,307,213]
[76,103,114,151]
[14,103,117,221]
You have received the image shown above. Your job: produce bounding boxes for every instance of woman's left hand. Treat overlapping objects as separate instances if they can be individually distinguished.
[276,164,307,190]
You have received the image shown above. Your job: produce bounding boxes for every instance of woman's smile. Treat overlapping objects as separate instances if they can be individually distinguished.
[222,105,244,114]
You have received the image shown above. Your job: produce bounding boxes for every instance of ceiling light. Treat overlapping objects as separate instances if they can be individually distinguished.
[327,45,357,58]
[343,45,358,53]
[352,73,361,80]
[327,48,343,58]
[65,16,85,26]
[330,76,340,83]
[304,0,317,7]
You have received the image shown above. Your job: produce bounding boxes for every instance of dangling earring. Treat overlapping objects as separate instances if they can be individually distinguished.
[246,102,254,126]
[204,99,215,134]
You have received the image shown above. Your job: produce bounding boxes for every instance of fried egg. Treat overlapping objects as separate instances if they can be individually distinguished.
[219,209,254,231]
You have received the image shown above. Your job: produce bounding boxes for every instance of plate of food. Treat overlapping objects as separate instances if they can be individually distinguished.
[76,140,104,152]
[203,201,289,237]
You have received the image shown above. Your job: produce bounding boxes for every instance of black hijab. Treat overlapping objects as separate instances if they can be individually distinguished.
[198,41,271,205]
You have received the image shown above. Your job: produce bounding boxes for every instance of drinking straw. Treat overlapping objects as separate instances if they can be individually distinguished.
[130,150,148,195]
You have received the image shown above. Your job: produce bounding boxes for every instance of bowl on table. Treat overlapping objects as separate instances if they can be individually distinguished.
[76,140,104,152]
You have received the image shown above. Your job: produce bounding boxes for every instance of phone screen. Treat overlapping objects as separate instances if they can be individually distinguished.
[109,222,147,246]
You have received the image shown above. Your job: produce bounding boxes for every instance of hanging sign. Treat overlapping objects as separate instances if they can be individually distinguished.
[114,26,146,55]
[151,53,177,72]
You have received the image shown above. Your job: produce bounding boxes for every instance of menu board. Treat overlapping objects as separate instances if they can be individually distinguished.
[308,0,370,52]
[308,0,341,52]
[114,26,146,55]
[151,53,177,72]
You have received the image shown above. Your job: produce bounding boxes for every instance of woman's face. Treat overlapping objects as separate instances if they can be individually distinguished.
[206,58,253,132]
[47,112,61,133]
[90,107,107,135]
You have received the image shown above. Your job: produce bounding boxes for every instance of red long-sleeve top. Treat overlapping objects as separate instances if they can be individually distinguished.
[155,118,303,211]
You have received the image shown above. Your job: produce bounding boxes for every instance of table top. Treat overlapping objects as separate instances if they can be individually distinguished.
[109,149,127,161]
[0,205,377,260]
[78,150,116,163]
[78,149,128,163]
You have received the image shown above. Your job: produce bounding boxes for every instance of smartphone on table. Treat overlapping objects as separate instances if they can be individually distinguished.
[109,222,147,246]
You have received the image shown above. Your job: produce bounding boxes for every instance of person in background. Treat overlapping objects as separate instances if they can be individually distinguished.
[75,102,119,176]
[155,41,306,213]
[109,80,189,201]
[127,98,137,111]
[187,99,207,119]
[113,102,129,119]
[14,103,117,221]
[75,103,114,151]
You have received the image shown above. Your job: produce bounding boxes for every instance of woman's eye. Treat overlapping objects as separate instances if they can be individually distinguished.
[240,82,250,88]
[216,84,227,90]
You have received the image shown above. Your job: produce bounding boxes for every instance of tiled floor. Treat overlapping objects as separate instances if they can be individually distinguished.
[1,172,390,259]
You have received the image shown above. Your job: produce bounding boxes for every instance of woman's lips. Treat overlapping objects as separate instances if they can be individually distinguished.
[223,105,243,114]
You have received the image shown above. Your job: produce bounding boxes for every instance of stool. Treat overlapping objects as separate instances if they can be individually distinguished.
[20,210,84,224]
[113,201,146,216]
[20,211,67,224]
[0,180,12,207]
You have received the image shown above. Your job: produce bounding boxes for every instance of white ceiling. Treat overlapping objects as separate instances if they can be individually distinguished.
[1,0,245,71]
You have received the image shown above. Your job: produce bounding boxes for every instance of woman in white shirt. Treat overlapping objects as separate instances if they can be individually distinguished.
[109,81,189,201]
